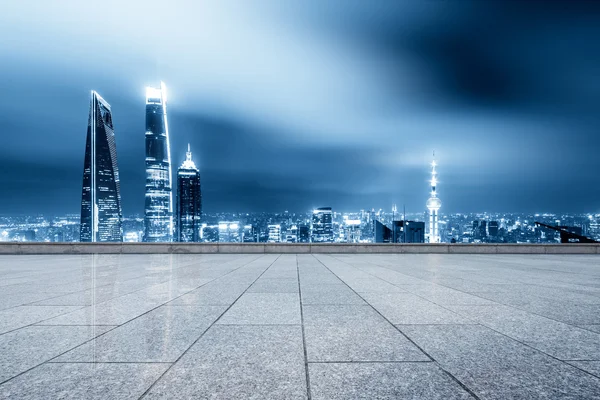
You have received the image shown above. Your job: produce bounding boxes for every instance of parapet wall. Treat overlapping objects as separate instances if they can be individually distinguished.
[0,243,599,254]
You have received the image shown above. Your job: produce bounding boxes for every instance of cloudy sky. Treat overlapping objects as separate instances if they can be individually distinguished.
[1,0,599,215]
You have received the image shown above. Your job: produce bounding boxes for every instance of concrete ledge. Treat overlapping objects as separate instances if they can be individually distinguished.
[0,243,599,254]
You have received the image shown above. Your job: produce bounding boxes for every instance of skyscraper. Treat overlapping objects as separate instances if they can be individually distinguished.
[268,224,282,242]
[311,207,334,242]
[426,154,442,243]
[144,82,173,242]
[80,91,123,242]
[176,144,202,242]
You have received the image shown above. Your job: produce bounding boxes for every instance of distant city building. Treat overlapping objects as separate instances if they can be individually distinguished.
[426,155,442,243]
[80,91,123,242]
[489,221,499,236]
[312,207,334,242]
[479,220,488,238]
[176,145,202,242]
[201,224,219,242]
[219,222,240,242]
[298,224,310,243]
[144,82,173,242]
[392,221,425,243]
[242,225,256,242]
[374,220,392,243]
[268,224,281,242]
[286,225,298,243]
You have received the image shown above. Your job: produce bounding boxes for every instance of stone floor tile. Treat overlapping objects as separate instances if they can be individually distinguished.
[305,323,428,362]
[448,304,600,360]
[144,325,307,399]
[361,293,471,324]
[302,304,388,326]
[0,362,169,400]
[300,289,365,305]
[309,362,474,400]
[248,278,299,293]
[0,325,114,383]
[217,293,301,325]
[54,305,225,362]
[568,361,600,378]
[401,324,600,399]
[0,305,83,334]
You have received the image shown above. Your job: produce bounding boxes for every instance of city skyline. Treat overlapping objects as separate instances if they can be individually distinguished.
[1,1,599,216]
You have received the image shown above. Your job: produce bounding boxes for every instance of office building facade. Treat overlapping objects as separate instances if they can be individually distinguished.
[144,82,173,242]
[80,91,123,242]
[176,145,201,242]
[311,207,334,242]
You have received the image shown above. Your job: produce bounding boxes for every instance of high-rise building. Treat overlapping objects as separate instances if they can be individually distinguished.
[80,91,123,242]
[144,82,173,242]
[479,220,488,238]
[201,224,219,242]
[489,221,499,237]
[298,225,310,243]
[219,222,240,242]
[176,144,201,242]
[242,225,256,242]
[268,224,282,242]
[374,220,392,243]
[285,225,298,243]
[312,207,334,242]
[426,154,442,243]
[392,221,425,243]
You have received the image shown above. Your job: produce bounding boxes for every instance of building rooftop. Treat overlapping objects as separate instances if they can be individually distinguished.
[1,253,599,399]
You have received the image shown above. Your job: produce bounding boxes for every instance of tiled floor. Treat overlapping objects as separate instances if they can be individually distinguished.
[1,253,600,399]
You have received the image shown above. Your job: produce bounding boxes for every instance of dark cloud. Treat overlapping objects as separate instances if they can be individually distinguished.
[0,0,599,215]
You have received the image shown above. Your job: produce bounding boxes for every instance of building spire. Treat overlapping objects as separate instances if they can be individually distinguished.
[426,151,442,243]
[186,143,192,161]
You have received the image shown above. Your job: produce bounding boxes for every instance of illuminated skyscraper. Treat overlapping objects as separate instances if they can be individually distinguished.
[176,144,202,242]
[80,91,123,242]
[144,82,173,242]
[268,224,282,242]
[311,207,334,242]
[426,154,442,243]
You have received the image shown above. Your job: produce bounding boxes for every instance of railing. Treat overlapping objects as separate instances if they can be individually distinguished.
[0,243,599,254]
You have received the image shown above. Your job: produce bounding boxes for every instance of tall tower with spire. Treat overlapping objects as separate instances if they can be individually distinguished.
[144,82,173,242]
[426,152,442,243]
[176,144,202,242]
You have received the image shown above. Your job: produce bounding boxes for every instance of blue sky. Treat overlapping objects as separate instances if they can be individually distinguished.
[1,0,599,214]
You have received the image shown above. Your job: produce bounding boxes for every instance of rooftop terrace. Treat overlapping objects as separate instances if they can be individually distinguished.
[1,252,599,399]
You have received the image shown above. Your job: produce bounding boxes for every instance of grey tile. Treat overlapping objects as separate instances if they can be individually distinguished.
[0,325,114,382]
[144,325,307,399]
[401,324,600,399]
[301,289,365,305]
[580,324,600,334]
[248,278,299,293]
[406,287,497,306]
[38,293,164,326]
[568,361,600,378]
[361,293,471,324]
[305,324,428,362]
[342,278,405,293]
[0,292,67,311]
[0,362,169,400]
[218,293,301,325]
[54,305,225,362]
[448,305,600,360]
[303,305,388,326]
[309,362,474,400]
[0,305,83,334]
[169,283,250,305]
